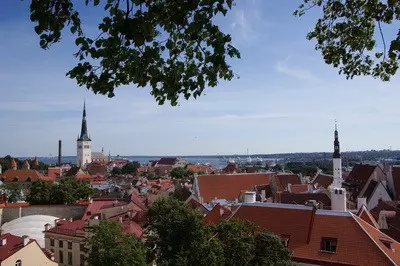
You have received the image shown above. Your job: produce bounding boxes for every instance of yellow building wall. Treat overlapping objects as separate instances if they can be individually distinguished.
[1,241,57,266]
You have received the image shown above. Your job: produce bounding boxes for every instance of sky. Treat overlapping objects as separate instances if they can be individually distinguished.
[1,1,400,157]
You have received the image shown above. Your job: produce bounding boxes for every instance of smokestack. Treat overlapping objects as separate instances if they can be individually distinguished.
[58,140,62,165]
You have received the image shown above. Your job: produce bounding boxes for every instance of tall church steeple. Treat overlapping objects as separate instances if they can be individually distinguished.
[331,121,346,211]
[78,100,91,141]
[77,101,92,168]
[333,121,340,159]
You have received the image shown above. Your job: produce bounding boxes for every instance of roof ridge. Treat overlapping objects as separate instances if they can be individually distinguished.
[350,212,398,265]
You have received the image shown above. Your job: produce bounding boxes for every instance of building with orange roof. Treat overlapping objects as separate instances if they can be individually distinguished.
[0,169,52,183]
[186,164,214,174]
[228,202,400,266]
[0,233,57,266]
[193,173,274,204]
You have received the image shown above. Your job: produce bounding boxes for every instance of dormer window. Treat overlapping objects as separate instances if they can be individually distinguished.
[320,237,337,253]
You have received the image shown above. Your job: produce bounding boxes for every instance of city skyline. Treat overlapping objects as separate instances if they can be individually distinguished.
[2,1,400,157]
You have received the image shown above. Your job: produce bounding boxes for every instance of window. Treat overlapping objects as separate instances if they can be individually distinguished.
[59,240,64,248]
[320,238,337,253]
[15,260,22,266]
[59,250,64,264]
[80,243,86,252]
[50,238,54,247]
[68,241,72,249]
[80,254,86,266]
[68,252,73,265]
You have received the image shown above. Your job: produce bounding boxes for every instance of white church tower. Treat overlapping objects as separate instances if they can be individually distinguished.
[331,122,347,211]
[77,101,92,168]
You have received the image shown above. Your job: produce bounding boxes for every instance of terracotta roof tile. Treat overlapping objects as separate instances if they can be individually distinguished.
[0,169,47,182]
[157,157,178,165]
[196,173,273,203]
[275,174,302,192]
[289,184,311,193]
[231,203,400,266]
[46,220,86,236]
[204,204,232,224]
[346,164,380,199]
[312,174,333,189]
[186,164,213,174]
[357,205,380,229]
[186,198,208,214]
[0,233,24,261]
[278,192,331,207]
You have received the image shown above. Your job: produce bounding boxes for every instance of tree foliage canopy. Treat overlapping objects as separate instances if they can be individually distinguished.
[27,177,94,204]
[30,0,240,106]
[121,161,140,175]
[87,220,147,266]
[147,197,292,266]
[295,0,400,81]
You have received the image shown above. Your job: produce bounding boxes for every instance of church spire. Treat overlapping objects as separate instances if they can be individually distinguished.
[333,120,340,158]
[78,100,91,141]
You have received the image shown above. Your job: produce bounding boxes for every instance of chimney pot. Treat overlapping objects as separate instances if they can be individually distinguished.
[22,235,29,246]
[44,223,51,231]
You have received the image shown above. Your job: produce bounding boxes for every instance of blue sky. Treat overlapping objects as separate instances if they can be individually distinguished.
[1,0,400,157]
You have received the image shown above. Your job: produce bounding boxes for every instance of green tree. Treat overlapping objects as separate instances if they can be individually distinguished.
[271,164,283,172]
[170,167,193,179]
[87,220,147,266]
[147,197,223,266]
[250,231,292,266]
[0,182,23,203]
[26,179,52,204]
[29,0,240,106]
[121,162,140,175]
[295,0,400,81]
[111,167,122,176]
[215,219,292,266]
[215,219,258,266]
[27,177,93,204]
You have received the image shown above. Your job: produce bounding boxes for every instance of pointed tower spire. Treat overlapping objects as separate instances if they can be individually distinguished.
[78,100,90,141]
[333,120,340,159]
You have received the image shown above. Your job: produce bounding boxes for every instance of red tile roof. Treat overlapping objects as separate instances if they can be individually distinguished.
[157,157,178,165]
[274,174,302,192]
[370,200,400,242]
[231,203,400,265]
[204,204,232,224]
[47,167,62,180]
[0,169,48,182]
[82,199,129,220]
[0,233,25,262]
[196,173,273,203]
[186,198,209,214]
[186,164,213,174]
[357,205,380,229]
[277,192,331,208]
[46,219,86,236]
[289,184,310,193]
[0,234,49,263]
[346,164,379,199]
[312,174,333,189]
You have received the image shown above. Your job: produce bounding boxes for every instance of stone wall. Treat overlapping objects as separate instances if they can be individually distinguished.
[0,205,87,225]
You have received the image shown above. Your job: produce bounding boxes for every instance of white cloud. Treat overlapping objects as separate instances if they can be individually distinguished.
[274,59,321,83]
